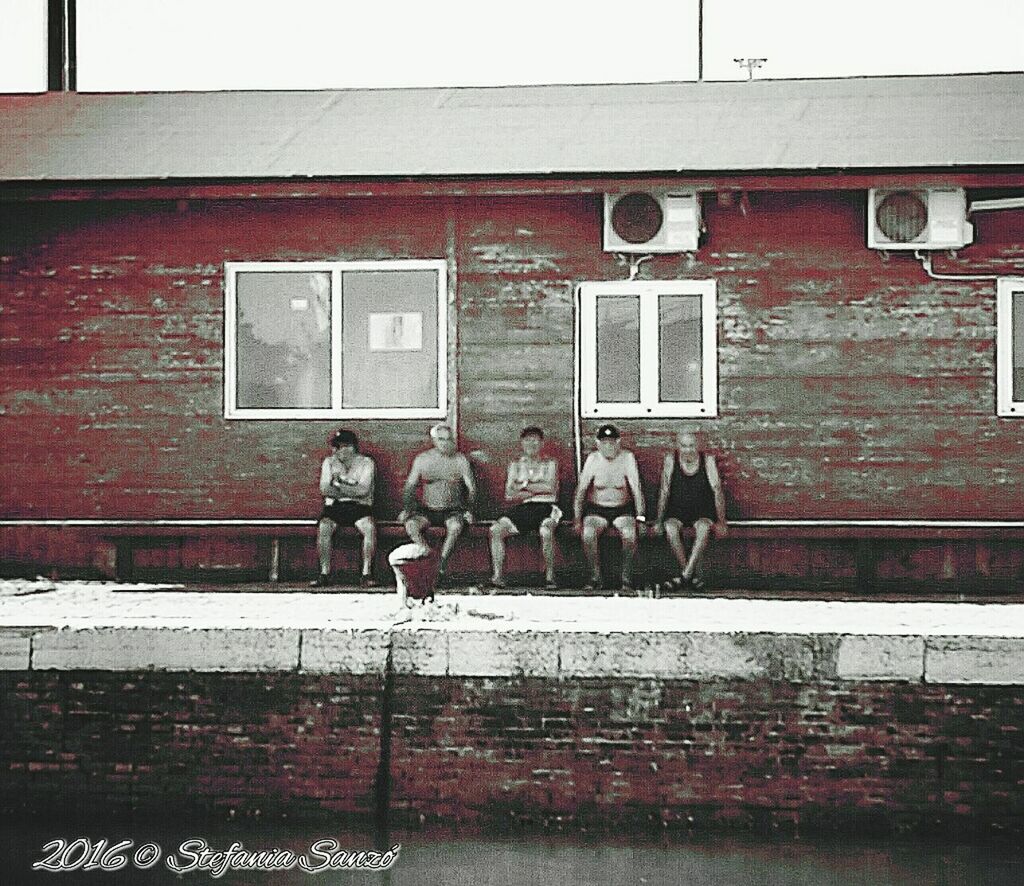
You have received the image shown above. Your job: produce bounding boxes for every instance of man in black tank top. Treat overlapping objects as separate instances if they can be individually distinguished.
[653,431,728,590]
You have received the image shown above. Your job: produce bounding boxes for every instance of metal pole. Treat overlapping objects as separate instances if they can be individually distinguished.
[47,0,76,91]
[697,0,704,81]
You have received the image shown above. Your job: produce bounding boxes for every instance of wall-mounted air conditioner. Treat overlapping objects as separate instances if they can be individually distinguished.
[867,187,973,250]
[603,192,701,253]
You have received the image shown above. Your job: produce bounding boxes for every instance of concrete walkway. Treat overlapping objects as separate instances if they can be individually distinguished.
[2,580,1023,683]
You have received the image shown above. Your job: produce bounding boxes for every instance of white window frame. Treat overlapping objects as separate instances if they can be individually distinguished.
[996,277,1024,417]
[224,259,448,420]
[579,279,718,419]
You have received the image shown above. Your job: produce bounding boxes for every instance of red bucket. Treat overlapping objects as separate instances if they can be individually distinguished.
[388,543,440,602]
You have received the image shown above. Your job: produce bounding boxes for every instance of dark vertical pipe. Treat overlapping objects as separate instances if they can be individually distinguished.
[373,640,395,853]
[66,0,77,90]
[47,0,76,91]
[46,0,63,90]
[697,0,704,81]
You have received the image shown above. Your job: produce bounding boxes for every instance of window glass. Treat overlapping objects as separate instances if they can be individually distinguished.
[341,270,439,409]
[580,280,716,419]
[235,271,331,409]
[595,295,641,403]
[659,293,703,402]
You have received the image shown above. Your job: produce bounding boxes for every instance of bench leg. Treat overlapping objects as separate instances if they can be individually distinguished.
[114,540,134,581]
[269,538,281,582]
[94,541,118,580]
[855,539,876,594]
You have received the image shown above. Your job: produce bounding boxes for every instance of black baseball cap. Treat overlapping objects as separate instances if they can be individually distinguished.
[595,424,620,440]
[330,429,358,449]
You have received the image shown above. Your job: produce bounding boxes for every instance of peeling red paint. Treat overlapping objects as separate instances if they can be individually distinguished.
[1,191,1022,564]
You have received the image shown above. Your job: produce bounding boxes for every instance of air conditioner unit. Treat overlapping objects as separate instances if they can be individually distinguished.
[603,191,701,253]
[867,187,973,250]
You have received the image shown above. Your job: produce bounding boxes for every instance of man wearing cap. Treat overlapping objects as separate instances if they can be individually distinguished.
[573,424,646,592]
[399,423,476,583]
[312,429,378,588]
[488,426,562,590]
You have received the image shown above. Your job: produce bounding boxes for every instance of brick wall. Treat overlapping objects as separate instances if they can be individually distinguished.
[0,672,382,821]
[388,676,1024,835]
[2,670,1021,836]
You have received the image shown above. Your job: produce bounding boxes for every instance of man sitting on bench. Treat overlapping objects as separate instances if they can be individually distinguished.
[399,423,476,585]
[488,426,562,591]
[573,424,645,593]
[653,430,728,591]
[312,429,378,588]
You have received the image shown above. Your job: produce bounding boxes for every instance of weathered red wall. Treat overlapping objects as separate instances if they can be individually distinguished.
[2,191,1022,537]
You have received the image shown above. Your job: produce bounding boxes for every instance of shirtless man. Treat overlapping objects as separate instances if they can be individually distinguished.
[312,429,377,588]
[399,423,476,582]
[653,430,728,591]
[489,426,562,591]
[573,424,645,592]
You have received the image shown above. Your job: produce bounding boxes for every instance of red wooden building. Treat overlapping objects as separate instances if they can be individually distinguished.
[1,74,1023,587]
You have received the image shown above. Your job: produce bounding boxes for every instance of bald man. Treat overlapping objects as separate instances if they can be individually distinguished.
[653,430,728,591]
[399,423,476,583]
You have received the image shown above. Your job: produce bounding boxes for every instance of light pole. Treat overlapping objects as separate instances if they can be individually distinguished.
[697,0,704,81]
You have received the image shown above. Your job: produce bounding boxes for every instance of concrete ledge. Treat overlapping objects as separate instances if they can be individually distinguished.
[447,630,559,677]
[559,632,761,680]
[391,627,448,676]
[738,633,841,681]
[31,627,301,671]
[0,629,34,670]
[4,587,1024,683]
[925,638,1024,685]
[300,629,390,675]
[837,635,925,681]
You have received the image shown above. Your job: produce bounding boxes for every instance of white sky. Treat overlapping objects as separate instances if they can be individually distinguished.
[1,0,1023,91]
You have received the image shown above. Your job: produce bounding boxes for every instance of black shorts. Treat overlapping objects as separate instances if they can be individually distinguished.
[502,502,556,535]
[582,502,636,524]
[410,507,465,528]
[664,506,716,525]
[320,501,373,527]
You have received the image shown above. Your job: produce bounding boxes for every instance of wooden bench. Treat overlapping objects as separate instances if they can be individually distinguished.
[90,519,1024,591]
[96,520,498,582]
[710,521,1024,593]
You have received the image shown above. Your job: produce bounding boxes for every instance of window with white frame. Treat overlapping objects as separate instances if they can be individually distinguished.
[997,277,1024,417]
[224,260,447,419]
[579,280,717,418]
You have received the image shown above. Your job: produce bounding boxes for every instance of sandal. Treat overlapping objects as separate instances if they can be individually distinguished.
[689,576,707,591]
